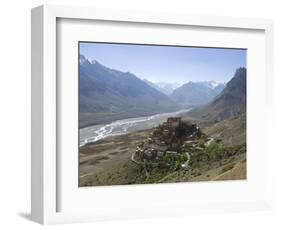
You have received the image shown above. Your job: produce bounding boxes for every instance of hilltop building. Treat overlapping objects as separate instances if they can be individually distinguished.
[166,117,181,128]
[133,117,204,163]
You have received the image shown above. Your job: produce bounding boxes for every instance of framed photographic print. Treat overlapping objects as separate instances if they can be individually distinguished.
[31,5,274,225]
[78,42,247,187]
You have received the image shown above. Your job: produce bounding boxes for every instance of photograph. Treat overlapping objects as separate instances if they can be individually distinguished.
[78,42,247,187]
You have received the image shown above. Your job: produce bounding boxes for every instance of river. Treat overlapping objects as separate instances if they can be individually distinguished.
[79,108,191,146]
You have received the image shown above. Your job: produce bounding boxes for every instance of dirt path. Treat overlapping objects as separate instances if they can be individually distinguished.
[212,160,246,181]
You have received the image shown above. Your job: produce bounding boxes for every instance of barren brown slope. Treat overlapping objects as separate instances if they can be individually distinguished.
[201,68,246,122]
[203,112,246,146]
[213,160,246,181]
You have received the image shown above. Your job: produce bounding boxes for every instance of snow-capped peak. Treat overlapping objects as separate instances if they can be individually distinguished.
[155,82,181,90]
[79,54,98,65]
[79,55,87,64]
[88,58,98,64]
[200,81,225,89]
[209,81,220,89]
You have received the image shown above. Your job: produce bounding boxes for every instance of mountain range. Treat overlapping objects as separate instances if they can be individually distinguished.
[170,81,225,106]
[188,67,246,123]
[79,54,245,128]
[79,55,180,127]
[143,79,181,96]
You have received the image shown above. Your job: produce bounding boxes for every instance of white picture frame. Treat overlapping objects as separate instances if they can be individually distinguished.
[31,4,274,225]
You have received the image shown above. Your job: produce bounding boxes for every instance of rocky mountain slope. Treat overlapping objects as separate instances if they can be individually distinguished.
[200,67,246,122]
[79,55,180,127]
[170,81,225,106]
[187,67,246,123]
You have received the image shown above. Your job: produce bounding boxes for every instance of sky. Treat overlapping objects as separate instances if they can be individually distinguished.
[80,42,246,85]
